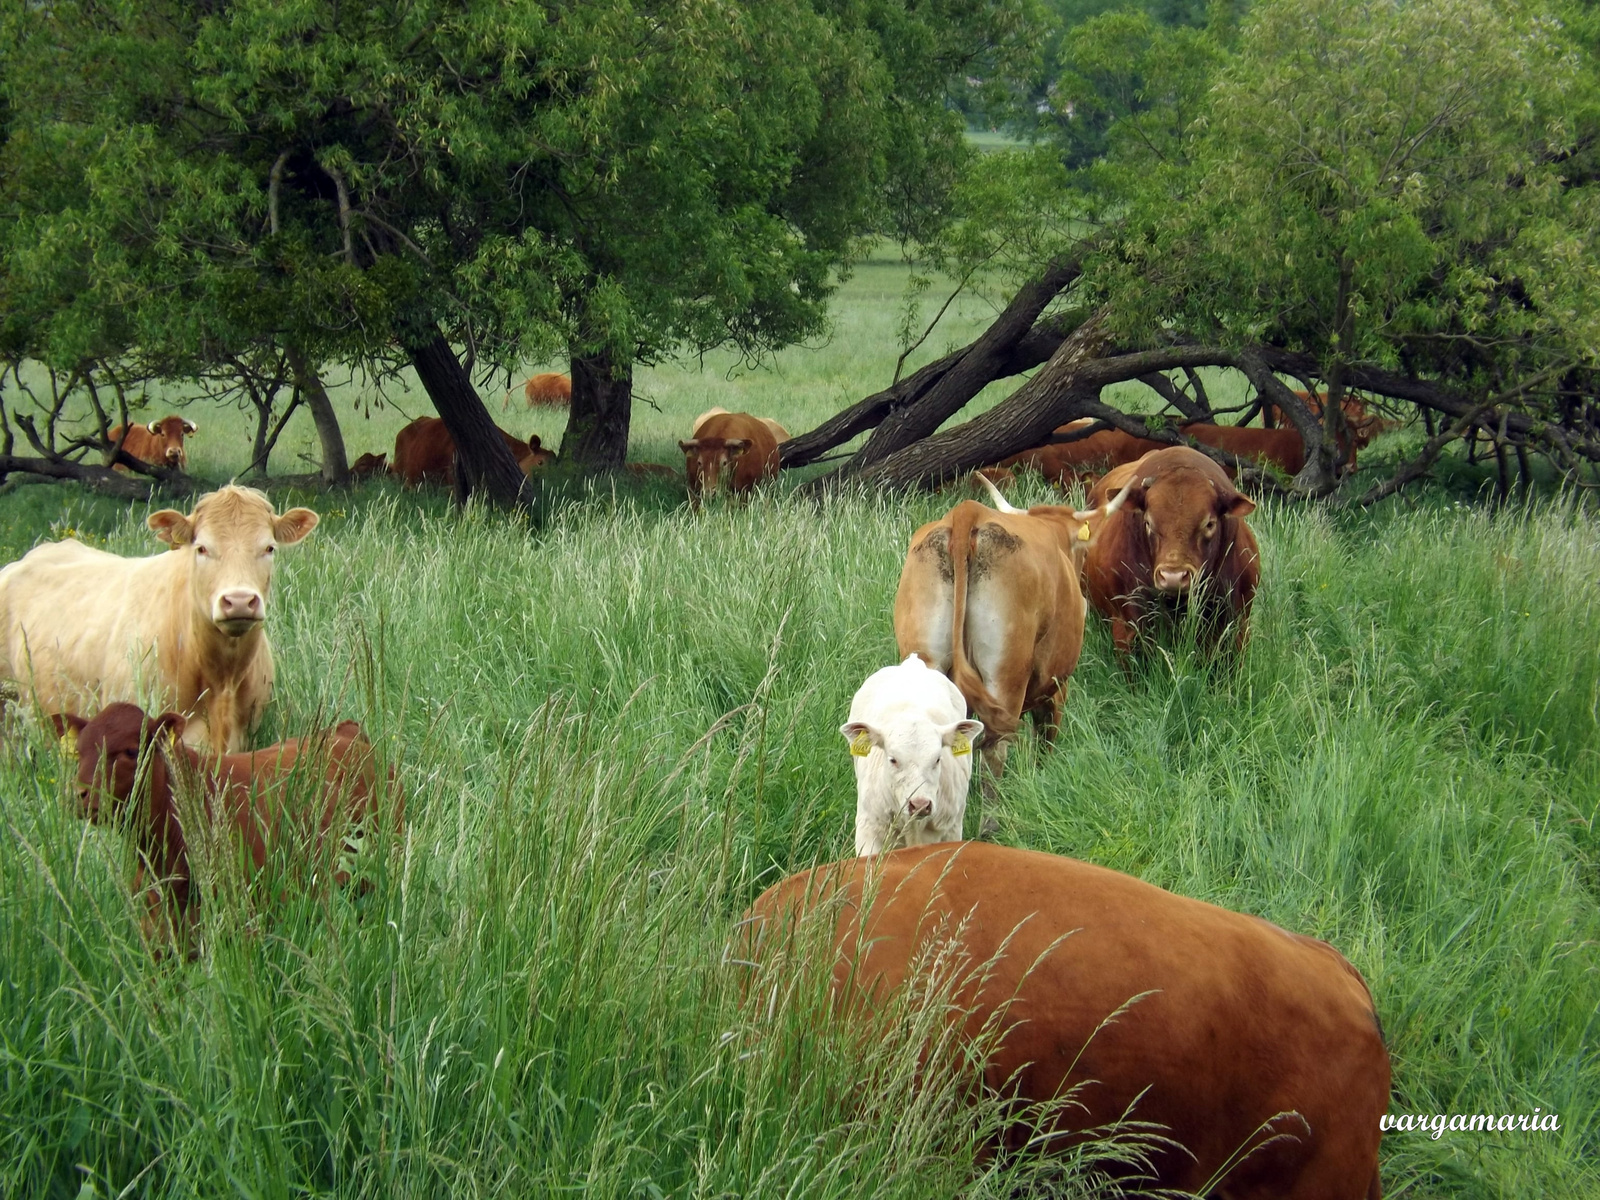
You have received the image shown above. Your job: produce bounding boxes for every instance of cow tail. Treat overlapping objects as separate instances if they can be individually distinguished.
[947,503,999,724]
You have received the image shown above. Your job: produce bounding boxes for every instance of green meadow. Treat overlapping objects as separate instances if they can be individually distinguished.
[1,250,1597,1197]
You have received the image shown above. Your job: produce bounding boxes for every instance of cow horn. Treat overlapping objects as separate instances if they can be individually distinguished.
[972,473,1024,514]
[1072,476,1137,521]
[147,421,163,435]
[183,419,197,434]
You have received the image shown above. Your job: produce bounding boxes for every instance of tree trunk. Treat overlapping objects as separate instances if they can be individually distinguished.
[838,312,1115,491]
[841,257,1084,475]
[406,329,532,510]
[565,345,633,469]
[285,346,350,485]
[780,318,1073,470]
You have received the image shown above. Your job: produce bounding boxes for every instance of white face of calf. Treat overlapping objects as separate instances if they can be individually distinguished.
[841,714,982,849]
[147,485,318,637]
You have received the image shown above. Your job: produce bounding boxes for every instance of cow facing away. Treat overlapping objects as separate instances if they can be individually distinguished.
[56,702,401,949]
[742,843,1389,1199]
[842,654,982,856]
[390,415,553,487]
[678,411,780,507]
[0,485,318,751]
[893,482,1125,778]
[1084,446,1260,658]
[108,415,197,472]
[506,373,572,409]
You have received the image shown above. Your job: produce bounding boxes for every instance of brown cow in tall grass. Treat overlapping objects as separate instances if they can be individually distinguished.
[1084,447,1259,658]
[678,411,780,507]
[742,842,1390,1199]
[57,702,402,950]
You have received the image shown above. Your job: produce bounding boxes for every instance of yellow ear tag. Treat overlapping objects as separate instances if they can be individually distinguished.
[951,732,972,756]
[59,734,77,760]
[1077,523,1091,542]
[849,730,872,757]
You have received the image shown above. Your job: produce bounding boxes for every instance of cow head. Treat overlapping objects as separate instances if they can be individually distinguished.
[148,415,197,468]
[1123,465,1255,595]
[350,451,388,478]
[518,435,555,474]
[53,703,184,822]
[679,437,751,502]
[147,485,319,637]
[840,715,983,829]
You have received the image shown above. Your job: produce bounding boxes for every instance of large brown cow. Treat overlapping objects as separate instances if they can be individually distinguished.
[57,702,401,949]
[678,411,780,507]
[390,416,553,487]
[742,843,1390,1199]
[1084,446,1259,657]
[108,415,197,472]
[894,480,1129,777]
[0,485,318,751]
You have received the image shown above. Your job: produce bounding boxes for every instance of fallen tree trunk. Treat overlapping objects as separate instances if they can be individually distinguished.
[840,257,1086,475]
[780,318,1072,469]
[0,453,188,499]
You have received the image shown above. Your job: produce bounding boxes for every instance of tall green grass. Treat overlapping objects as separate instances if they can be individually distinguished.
[2,479,1597,1197]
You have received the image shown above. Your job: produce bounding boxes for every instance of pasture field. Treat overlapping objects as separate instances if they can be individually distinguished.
[1,253,1598,1198]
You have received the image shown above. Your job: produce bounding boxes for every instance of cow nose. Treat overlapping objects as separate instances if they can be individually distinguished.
[907,797,933,819]
[218,590,262,621]
[1155,567,1191,593]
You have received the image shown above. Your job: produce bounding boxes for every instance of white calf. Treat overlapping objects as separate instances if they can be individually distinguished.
[840,654,983,857]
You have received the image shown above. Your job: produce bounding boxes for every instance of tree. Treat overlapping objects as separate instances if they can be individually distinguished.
[795,0,1600,499]
[3,0,1044,507]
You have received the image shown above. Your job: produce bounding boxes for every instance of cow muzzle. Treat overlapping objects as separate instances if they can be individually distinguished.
[214,589,264,632]
[906,797,934,820]
[1154,566,1195,594]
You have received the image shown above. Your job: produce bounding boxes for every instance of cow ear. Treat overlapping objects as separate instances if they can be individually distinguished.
[149,712,187,743]
[147,509,194,546]
[678,440,700,453]
[839,722,878,757]
[272,507,320,545]
[943,719,983,757]
[725,439,751,456]
[182,419,198,435]
[1223,494,1256,518]
[528,435,542,450]
[50,712,88,741]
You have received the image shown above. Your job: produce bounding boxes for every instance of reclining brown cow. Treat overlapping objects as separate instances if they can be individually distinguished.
[678,411,781,508]
[742,842,1389,1199]
[56,702,403,949]
[390,415,553,486]
[1084,446,1260,658]
[108,415,197,472]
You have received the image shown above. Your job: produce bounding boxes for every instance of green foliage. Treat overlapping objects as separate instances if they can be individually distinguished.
[0,0,1048,393]
[1101,0,1600,387]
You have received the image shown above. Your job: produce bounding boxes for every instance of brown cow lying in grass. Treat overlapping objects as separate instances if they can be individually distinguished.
[56,702,402,951]
[1084,446,1260,658]
[742,843,1390,1199]
[505,372,572,408]
[678,411,781,507]
[108,415,197,472]
[390,416,554,487]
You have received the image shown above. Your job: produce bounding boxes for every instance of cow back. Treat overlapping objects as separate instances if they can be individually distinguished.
[745,843,1388,1198]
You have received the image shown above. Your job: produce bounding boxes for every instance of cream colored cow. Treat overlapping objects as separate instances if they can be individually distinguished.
[0,485,318,751]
